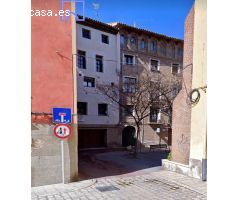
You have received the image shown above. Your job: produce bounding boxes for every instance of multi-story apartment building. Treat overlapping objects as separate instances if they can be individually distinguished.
[109,22,184,148]
[76,18,121,149]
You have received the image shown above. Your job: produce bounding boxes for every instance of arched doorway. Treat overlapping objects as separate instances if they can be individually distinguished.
[122,126,136,147]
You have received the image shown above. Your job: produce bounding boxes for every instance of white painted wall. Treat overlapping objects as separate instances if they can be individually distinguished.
[76,24,120,125]
[189,0,207,161]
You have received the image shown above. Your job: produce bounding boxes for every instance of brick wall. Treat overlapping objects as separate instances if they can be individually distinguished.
[171,6,195,165]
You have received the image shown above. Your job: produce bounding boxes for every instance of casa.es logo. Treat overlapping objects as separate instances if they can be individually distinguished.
[59,0,85,22]
[31,0,85,22]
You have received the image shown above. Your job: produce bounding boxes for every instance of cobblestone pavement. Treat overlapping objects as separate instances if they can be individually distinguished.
[32,170,207,200]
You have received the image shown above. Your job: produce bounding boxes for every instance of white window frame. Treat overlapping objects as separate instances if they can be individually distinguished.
[157,112,161,122]
[149,107,160,123]
[149,58,160,72]
[83,76,96,88]
[123,53,136,65]
[96,54,104,73]
[122,76,137,93]
[171,63,181,74]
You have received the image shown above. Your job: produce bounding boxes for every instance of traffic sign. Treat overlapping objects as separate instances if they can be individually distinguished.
[53,108,72,124]
[53,124,72,139]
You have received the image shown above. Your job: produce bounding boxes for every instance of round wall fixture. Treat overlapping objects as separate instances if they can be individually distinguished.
[190,89,201,104]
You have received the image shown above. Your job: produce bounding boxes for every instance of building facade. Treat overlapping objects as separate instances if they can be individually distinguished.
[110,23,184,148]
[31,0,78,186]
[163,0,207,180]
[76,18,121,149]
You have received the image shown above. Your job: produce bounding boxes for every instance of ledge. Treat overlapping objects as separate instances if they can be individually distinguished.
[162,159,190,176]
[162,159,203,180]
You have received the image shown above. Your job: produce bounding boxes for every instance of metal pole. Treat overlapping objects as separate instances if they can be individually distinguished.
[61,140,65,184]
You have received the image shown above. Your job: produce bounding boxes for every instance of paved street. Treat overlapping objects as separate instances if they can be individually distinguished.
[78,150,168,180]
[32,170,207,200]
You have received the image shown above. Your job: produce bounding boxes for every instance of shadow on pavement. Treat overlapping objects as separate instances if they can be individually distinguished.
[78,149,168,180]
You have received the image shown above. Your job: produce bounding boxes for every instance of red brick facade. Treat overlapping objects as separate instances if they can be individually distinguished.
[171,7,194,165]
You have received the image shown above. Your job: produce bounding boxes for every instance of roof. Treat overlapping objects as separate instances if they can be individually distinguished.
[108,22,183,43]
[76,16,119,35]
[76,16,183,43]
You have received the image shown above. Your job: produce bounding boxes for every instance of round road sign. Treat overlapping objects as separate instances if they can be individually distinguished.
[53,124,72,139]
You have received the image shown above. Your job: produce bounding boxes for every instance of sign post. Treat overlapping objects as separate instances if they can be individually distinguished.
[53,124,72,184]
[61,140,64,184]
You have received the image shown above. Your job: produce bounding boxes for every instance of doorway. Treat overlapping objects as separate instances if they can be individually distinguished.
[78,129,107,149]
[122,126,136,147]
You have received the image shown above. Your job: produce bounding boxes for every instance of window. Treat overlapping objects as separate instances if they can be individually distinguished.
[123,77,137,93]
[169,44,175,58]
[124,105,134,116]
[82,28,91,39]
[177,47,183,58]
[171,63,180,75]
[120,35,124,45]
[98,104,108,116]
[130,36,136,44]
[77,50,86,69]
[124,55,134,65]
[101,34,109,44]
[83,76,95,87]
[77,102,87,115]
[150,107,160,122]
[162,107,170,115]
[140,39,146,49]
[96,55,103,72]
[160,42,167,56]
[120,34,127,46]
[150,59,160,71]
[150,41,157,52]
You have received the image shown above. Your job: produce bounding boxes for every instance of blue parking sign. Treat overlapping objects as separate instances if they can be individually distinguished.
[53,108,72,124]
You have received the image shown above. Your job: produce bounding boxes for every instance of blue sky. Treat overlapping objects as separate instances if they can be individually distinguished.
[76,0,194,39]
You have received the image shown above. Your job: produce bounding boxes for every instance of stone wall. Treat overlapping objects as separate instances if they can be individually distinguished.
[31,122,78,187]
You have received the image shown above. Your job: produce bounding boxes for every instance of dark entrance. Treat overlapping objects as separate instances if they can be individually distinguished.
[168,128,172,146]
[122,126,136,147]
[78,129,107,149]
